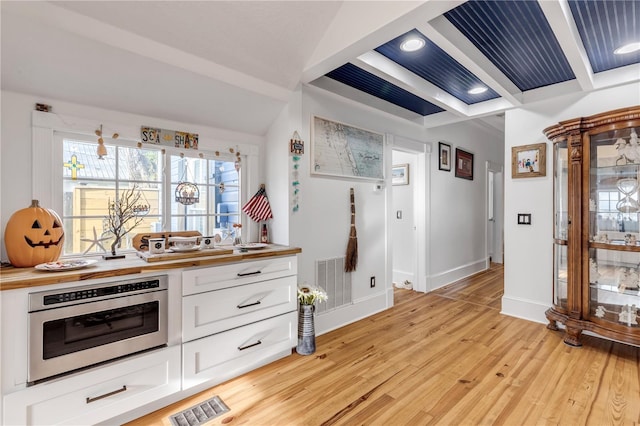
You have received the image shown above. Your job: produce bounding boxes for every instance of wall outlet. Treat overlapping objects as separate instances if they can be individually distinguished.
[370,276,376,288]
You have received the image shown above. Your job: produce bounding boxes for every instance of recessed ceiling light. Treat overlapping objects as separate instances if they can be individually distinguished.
[614,42,640,55]
[400,38,425,52]
[468,86,488,95]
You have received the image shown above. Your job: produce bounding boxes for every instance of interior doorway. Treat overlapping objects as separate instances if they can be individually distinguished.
[486,161,504,264]
[391,149,419,290]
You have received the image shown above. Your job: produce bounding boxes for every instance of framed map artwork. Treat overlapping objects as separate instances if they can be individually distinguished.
[311,116,384,180]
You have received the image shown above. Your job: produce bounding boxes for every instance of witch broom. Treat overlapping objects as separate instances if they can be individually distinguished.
[345,187,358,272]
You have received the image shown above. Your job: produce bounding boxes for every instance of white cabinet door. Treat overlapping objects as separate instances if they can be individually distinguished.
[183,275,296,342]
[183,312,295,390]
[182,256,297,295]
[3,346,180,426]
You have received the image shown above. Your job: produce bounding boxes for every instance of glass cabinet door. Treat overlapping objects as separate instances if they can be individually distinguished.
[553,141,569,309]
[554,141,568,240]
[588,126,640,329]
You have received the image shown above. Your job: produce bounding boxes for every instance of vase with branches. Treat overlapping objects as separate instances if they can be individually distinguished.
[104,185,149,259]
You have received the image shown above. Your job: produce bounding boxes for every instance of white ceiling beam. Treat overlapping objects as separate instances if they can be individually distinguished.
[355,51,470,117]
[7,1,292,102]
[302,0,466,85]
[421,111,473,129]
[423,16,522,106]
[538,0,594,91]
[521,79,583,104]
[305,80,426,126]
[466,98,516,117]
[592,63,640,90]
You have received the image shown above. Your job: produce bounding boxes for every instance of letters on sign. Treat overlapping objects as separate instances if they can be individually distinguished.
[141,126,199,150]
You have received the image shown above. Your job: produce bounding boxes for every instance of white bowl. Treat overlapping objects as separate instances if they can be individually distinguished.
[168,236,200,249]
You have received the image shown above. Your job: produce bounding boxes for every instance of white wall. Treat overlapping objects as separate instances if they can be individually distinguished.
[264,86,303,245]
[426,121,504,289]
[0,91,264,260]
[294,87,430,333]
[265,85,504,334]
[503,82,640,324]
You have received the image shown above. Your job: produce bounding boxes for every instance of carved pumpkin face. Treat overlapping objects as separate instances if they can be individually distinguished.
[4,200,65,267]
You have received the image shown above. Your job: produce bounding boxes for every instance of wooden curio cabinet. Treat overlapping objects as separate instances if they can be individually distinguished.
[545,106,640,347]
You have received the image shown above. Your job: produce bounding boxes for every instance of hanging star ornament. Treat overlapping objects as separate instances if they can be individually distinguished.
[81,226,110,255]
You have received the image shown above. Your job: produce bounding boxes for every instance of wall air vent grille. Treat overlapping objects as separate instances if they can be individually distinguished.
[315,257,352,314]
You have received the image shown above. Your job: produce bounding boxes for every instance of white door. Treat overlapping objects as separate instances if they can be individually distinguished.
[392,150,418,287]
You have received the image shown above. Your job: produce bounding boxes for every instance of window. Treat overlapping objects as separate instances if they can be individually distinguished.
[170,154,240,235]
[58,133,242,256]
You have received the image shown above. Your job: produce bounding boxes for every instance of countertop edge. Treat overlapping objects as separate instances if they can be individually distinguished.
[0,246,302,291]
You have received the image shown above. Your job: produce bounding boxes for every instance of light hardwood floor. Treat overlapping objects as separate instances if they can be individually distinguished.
[127,263,640,425]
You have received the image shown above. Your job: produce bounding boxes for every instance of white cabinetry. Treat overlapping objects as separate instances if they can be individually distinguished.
[182,256,297,389]
[3,346,180,425]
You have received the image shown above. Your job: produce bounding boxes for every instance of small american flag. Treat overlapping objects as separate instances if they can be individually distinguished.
[242,186,273,222]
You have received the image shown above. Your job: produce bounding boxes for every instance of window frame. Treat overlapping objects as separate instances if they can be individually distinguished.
[33,111,254,259]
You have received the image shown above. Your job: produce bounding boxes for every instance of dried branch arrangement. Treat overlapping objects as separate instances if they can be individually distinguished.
[105,185,148,257]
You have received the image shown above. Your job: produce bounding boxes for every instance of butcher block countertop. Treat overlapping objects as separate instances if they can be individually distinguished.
[0,245,302,291]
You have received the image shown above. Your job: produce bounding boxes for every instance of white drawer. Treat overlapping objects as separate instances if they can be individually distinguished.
[3,346,181,426]
[183,275,296,342]
[183,312,295,389]
[182,255,297,296]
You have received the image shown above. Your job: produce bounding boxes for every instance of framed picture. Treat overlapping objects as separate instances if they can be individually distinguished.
[512,143,546,178]
[455,148,474,180]
[438,142,451,171]
[311,116,384,180]
[392,164,409,185]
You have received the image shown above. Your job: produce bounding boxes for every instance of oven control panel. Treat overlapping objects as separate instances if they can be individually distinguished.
[29,276,168,312]
[43,279,161,305]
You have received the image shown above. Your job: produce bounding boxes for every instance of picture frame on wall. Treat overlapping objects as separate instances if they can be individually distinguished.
[455,148,474,180]
[392,164,409,185]
[512,143,547,178]
[438,142,452,172]
[311,115,384,180]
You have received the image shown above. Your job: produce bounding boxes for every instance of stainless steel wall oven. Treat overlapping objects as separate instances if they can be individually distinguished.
[28,275,168,384]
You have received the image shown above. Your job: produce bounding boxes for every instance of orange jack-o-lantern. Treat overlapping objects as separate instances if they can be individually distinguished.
[4,200,65,267]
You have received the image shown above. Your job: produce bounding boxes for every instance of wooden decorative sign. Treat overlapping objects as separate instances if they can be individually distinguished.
[290,131,304,154]
[141,126,199,150]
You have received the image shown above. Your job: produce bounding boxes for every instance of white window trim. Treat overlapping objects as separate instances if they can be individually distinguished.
[32,110,259,252]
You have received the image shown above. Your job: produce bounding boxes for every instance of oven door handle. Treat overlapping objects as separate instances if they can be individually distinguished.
[86,385,127,404]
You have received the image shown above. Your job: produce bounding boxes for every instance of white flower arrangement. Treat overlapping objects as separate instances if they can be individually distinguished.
[297,284,328,305]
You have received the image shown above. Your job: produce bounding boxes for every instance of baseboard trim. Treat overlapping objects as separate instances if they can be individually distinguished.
[392,269,414,286]
[428,258,487,291]
[315,292,388,336]
[501,295,549,324]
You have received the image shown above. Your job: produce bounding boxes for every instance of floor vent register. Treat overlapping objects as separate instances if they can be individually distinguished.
[169,396,230,426]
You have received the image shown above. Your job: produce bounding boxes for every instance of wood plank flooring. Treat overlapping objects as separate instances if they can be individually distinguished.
[127,263,640,425]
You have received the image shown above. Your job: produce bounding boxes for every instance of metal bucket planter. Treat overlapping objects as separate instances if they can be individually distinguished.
[296,304,316,355]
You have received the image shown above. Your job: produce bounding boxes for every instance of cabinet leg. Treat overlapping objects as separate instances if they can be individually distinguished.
[563,326,582,347]
[546,319,559,331]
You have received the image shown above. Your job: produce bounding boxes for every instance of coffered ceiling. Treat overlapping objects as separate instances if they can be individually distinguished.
[1,1,638,135]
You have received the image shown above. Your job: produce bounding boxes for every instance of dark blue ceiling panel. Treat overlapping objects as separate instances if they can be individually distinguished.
[326,63,445,116]
[568,0,640,73]
[375,29,500,105]
[445,0,575,91]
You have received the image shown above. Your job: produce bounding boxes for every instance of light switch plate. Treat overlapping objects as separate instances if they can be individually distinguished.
[517,213,532,225]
